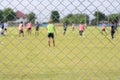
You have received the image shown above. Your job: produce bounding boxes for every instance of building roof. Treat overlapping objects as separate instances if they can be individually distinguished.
[16,11,26,18]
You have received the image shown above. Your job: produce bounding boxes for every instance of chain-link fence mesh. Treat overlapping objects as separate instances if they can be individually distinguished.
[0,0,120,80]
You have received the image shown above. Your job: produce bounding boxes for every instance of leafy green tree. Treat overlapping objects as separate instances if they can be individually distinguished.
[3,8,16,21]
[62,13,89,24]
[50,10,60,23]
[107,13,120,22]
[79,14,89,24]
[93,11,106,25]
[0,10,3,22]
[27,12,36,23]
[62,14,74,24]
[94,11,106,21]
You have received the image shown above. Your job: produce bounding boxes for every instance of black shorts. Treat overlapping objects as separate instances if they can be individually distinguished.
[19,30,23,34]
[4,28,7,31]
[79,30,83,35]
[28,28,31,30]
[48,33,54,38]
[111,30,115,34]
[64,28,67,31]
[79,30,83,33]
[102,29,105,31]
[2,26,4,29]
[35,27,39,31]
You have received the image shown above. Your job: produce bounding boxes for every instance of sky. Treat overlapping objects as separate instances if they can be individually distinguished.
[0,0,120,22]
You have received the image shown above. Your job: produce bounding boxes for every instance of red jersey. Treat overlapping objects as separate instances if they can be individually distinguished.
[19,23,23,30]
[102,23,106,29]
[79,24,85,31]
[26,22,32,29]
[72,23,75,28]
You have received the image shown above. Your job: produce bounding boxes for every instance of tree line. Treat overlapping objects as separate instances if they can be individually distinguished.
[0,8,120,25]
[0,8,36,23]
[51,11,120,25]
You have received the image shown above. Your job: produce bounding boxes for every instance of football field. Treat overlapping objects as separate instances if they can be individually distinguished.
[0,26,120,80]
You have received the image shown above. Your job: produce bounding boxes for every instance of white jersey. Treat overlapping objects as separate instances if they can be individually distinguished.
[4,23,8,29]
[0,28,3,34]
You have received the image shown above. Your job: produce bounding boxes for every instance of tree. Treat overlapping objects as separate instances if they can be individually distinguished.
[93,11,106,25]
[94,11,106,21]
[27,12,36,23]
[79,14,89,24]
[62,14,74,24]
[0,10,3,22]
[62,13,89,24]
[107,13,120,22]
[3,8,16,21]
[50,10,60,23]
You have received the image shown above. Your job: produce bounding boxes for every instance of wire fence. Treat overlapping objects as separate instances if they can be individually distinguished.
[0,0,120,80]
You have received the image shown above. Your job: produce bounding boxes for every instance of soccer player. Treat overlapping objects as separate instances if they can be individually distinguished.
[63,21,68,35]
[18,21,24,37]
[101,22,107,35]
[1,22,4,30]
[46,20,56,47]
[78,22,85,36]
[72,22,75,31]
[3,21,8,34]
[35,21,40,36]
[111,21,115,39]
[1,22,4,35]
[0,28,2,34]
[26,21,32,35]
[0,28,3,35]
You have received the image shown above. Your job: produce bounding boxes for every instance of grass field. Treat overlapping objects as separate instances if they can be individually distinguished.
[0,26,120,80]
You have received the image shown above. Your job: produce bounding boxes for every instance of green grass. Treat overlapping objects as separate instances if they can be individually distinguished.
[0,26,120,80]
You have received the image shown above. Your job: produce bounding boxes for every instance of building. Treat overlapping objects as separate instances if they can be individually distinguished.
[8,10,27,26]
[16,10,27,24]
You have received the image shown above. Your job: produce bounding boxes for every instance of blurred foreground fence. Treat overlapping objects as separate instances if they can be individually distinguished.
[0,0,120,80]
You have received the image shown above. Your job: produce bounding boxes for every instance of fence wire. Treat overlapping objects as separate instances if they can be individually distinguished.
[0,0,120,80]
